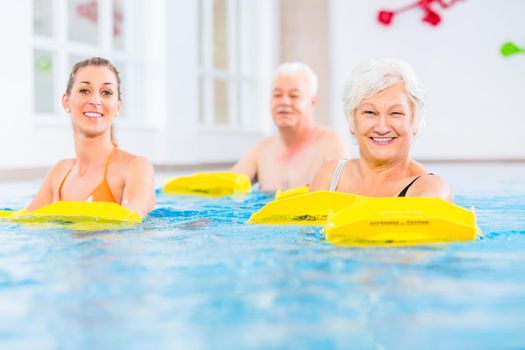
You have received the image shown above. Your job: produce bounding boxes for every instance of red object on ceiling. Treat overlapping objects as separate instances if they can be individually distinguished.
[378,0,463,27]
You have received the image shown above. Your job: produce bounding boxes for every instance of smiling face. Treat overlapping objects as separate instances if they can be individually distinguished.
[353,82,415,164]
[62,65,122,139]
[271,74,317,130]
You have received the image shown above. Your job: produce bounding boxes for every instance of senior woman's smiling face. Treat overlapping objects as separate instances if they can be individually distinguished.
[353,82,415,165]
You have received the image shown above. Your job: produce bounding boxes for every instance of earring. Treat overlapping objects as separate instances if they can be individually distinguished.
[349,131,357,145]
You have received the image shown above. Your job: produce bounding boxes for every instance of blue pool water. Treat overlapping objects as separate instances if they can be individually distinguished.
[1,164,524,349]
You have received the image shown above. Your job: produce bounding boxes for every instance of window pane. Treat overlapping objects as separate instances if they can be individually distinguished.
[214,79,228,124]
[239,1,256,75]
[34,50,54,114]
[197,0,203,66]
[240,82,257,128]
[69,0,98,45]
[213,0,228,70]
[33,0,53,37]
[113,0,125,50]
[198,76,205,122]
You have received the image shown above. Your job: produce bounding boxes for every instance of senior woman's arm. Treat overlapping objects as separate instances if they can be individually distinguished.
[407,174,454,202]
[309,160,339,191]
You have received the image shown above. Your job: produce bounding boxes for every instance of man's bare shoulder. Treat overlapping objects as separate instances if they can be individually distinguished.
[257,136,277,147]
[250,136,278,155]
[312,126,345,143]
[310,126,349,159]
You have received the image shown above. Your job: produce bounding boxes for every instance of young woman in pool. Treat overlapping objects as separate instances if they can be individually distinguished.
[310,58,452,200]
[27,57,155,218]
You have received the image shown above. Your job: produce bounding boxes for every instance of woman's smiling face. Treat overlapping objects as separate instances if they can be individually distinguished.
[353,82,415,164]
[63,65,122,139]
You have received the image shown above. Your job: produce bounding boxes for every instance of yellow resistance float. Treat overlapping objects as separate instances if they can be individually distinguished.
[248,191,363,225]
[274,186,310,200]
[163,172,251,197]
[1,201,141,231]
[0,209,14,218]
[325,197,479,247]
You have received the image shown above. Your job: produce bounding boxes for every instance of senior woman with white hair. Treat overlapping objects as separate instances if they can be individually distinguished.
[310,58,452,200]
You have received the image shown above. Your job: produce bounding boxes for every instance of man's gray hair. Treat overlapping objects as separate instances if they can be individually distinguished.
[274,61,319,96]
[343,58,425,132]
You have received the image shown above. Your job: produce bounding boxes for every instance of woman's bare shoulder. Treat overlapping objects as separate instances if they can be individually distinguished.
[319,159,342,174]
[49,158,74,177]
[409,160,428,176]
[113,149,154,174]
[318,158,358,174]
[309,158,354,191]
[410,173,453,201]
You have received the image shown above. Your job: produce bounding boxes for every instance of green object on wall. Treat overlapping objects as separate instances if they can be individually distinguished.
[35,57,52,72]
[500,41,525,57]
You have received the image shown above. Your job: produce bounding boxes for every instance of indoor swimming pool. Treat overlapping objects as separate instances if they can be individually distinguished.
[0,163,524,349]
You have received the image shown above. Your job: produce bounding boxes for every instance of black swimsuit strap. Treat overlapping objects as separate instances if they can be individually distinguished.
[398,173,434,197]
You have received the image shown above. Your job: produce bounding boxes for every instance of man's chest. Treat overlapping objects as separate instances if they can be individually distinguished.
[256,146,325,190]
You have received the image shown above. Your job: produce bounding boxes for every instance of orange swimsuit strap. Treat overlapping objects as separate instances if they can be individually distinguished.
[58,147,117,203]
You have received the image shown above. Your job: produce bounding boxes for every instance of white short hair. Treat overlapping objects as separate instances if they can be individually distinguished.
[274,61,318,96]
[343,58,425,132]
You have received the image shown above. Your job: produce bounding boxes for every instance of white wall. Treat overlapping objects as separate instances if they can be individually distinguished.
[162,0,279,165]
[0,0,278,171]
[0,1,164,170]
[3,0,521,173]
[329,0,525,160]
[0,1,36,168]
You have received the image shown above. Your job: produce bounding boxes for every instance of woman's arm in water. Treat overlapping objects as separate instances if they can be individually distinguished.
[26,160,70,211]
[121,156,156,218]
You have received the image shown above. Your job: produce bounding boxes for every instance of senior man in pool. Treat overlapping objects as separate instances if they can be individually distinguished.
[232,62,349,192]
[310,58,452,200]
